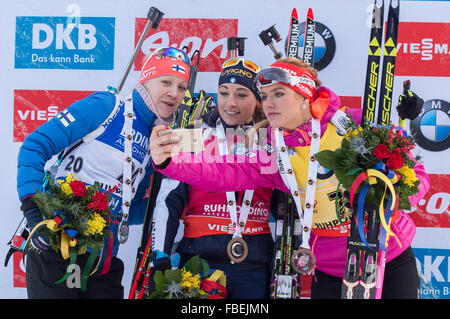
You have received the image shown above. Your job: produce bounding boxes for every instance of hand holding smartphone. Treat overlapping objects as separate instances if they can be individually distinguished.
[158,128,204,154]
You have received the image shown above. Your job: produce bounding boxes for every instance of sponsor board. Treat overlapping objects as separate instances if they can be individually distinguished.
[12,236,26,288]
[15,16,115,70]
[408,174,450,228]
[414,248,450,299]
[396,22,450,77]
[134,18,238,72]
[14,90,94,142]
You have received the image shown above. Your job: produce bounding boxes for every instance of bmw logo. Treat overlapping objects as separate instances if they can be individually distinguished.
[285,21,336,71]
[410,99,450,152]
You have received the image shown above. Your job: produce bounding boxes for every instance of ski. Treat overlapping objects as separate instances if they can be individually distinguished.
[342,0,400,299]
[173,49,200,129]
[377,0,400,125]
[301,8,315,66]
[361,0,385,125]
[286,8,300,58]
[270,191,301,299]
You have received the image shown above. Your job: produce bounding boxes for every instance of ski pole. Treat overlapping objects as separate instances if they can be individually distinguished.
[111,6,164,94]
[128,232,153,299]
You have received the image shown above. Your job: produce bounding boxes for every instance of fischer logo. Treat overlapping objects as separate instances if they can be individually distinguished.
[14,90,94,142]
[15,16,115,69]
[134,18,238,72]
[396,22,450,76]
[407,174,449,228]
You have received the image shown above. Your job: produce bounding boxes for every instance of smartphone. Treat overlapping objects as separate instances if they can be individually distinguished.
[158,128,204,154]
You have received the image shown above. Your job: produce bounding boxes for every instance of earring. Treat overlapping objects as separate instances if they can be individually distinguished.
[301,102,307,110]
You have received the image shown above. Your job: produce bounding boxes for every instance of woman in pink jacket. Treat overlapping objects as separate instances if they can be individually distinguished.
[150,57,430,299]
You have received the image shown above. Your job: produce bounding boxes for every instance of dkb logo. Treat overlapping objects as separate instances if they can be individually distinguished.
[15,16,115,69]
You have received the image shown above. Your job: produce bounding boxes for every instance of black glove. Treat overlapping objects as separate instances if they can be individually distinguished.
[21,197,51,251]
[396,80,424,121]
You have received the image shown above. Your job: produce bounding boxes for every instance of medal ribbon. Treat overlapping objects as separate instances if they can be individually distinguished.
[274,118,321,250]
[216,119,255,238]
[118,95,152,243]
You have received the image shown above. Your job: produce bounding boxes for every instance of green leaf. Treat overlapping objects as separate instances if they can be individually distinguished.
[315,150,336,170]
[153,270,167,294]
[164,269,181,283]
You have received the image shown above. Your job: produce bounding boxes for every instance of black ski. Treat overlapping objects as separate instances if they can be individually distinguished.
[342,0,400,300]
[361,0,385,126]
[377,0,400,125]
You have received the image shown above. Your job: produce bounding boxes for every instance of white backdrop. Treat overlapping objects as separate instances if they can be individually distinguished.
[1,0,449,299]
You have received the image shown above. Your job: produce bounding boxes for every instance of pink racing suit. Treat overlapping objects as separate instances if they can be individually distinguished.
[155,86,430,278]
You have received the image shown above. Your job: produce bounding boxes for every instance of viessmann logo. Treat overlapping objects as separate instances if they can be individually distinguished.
[396,22,450,77]
[14,90,94,142]
[134,18,238,72]
[15,16,115,69]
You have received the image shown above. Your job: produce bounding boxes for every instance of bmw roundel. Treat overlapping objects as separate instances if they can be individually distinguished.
[285,21,336,71]
[410,99,450,152]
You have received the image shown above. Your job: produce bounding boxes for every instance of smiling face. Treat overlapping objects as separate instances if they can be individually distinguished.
[261,83,311,130]
[217,83,258,126]
[143,75,188,118]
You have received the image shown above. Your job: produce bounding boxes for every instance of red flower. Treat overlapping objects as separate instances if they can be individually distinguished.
[373,144,390,159]
[88,191,109,211]
[70,180,87,197]
[386,152,404,170]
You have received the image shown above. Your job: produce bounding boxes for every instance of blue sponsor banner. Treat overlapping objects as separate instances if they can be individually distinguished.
[15,16,115,70]
[413,248,450,299]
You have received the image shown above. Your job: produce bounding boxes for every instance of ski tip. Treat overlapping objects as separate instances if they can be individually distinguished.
[291,8,298,19]
[307,8,314,20]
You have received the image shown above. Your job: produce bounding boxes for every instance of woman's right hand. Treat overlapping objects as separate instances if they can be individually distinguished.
[150,125,179,166]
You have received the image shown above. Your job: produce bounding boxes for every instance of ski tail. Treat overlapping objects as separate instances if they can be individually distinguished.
[362,0,385,126]
[286,8,300,58]
[302,8,315,67]
[377,0,400,125]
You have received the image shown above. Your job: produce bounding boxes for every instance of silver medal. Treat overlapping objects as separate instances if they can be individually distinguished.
[118,220,129,244]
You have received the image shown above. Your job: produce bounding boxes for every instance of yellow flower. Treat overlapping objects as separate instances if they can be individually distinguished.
[85,213,106,236]
[65,173,76,183]
[396,165,418,187]
[57,173,78,195]
[60,182,73,195]
[181,269,201,290]
[344,127,363,140]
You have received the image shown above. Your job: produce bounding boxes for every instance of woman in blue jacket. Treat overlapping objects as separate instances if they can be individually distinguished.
[16,47,191,299]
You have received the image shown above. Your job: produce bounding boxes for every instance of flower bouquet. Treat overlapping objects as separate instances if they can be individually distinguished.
[149,255,227,299]
[28,173,114,290]
[315,118,420,215]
